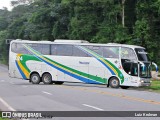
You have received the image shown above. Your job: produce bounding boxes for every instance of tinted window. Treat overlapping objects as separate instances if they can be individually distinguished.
[11,43,29,54]
[80,46,119,58]
[140,63,151,78]
[27,44,50,55]
[122,62,138,76]
[51,44,57,55]
[51,44,73,56]
[86,46,103,56]
[42,44,50,55]
[28,44,42,53]
[103,47,119,58]
[73,46,88,57]
[135,48,148,61]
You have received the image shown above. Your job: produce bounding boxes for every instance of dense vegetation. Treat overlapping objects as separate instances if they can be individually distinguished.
[0,0,160,66]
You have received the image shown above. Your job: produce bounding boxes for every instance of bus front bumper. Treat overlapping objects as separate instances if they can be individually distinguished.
[139,82,151,87]
[138,79,151,87]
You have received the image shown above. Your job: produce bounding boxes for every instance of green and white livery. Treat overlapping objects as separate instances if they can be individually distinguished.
[9,39,156,88]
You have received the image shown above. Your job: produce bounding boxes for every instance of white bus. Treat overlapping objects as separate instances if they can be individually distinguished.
[9,39,158,89]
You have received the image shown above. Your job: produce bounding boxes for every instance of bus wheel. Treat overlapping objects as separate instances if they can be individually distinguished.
[42,73,52,84]
[109,77,120,88]
[30,73,41,84]
[120,86,130,89]
[54,81,64,85]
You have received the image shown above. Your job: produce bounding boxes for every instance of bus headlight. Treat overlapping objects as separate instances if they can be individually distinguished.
[140,80,144,83]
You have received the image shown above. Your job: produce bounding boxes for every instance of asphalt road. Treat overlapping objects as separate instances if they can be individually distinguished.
[0,64,160,120]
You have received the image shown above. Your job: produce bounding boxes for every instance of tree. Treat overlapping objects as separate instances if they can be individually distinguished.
[0,30,9,64]
[133,0,160,64]
[0,0,160,67]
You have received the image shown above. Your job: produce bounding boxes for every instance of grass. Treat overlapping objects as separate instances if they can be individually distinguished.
[0,118,9,120]
[143,80,160,93]
[0,111,9,120]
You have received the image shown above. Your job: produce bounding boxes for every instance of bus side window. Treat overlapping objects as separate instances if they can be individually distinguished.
[41,44,50,55]
[57,45,72,56]
[121,47,136,60]
[73,46,88,57]
[103,47,119,58]
[122,62,138,76]
[123,62,131,74]
[28,44,42,54]
[86,46,103,57]
[131,63,138,76]
[11,43,29,54]
[51,44,73,56]
[51,44,57,55]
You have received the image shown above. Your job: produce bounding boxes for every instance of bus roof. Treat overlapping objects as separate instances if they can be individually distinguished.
[54,39,89,43]
[10,39,145,49]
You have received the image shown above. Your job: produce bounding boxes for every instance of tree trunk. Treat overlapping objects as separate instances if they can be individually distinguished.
[122,0,125,27]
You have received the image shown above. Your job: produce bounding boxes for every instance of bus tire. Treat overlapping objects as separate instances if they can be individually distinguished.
[42,73,52,84]
[30,73,41,84]
[120,86,130,89]
[109,77,120,88]
[54,81,64,85]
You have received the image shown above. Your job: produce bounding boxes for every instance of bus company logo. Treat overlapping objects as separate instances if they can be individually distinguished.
[2,112,11,118]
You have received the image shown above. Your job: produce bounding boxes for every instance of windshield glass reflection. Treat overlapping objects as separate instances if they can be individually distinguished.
[135,48,149,61]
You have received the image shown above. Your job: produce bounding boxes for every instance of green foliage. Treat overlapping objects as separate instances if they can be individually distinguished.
[144,80,160,92]
[134,0,160,65]
[0,30,9,64]
[0,0,160,66]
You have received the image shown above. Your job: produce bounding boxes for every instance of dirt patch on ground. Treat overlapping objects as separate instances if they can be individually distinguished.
[151,71,160,80]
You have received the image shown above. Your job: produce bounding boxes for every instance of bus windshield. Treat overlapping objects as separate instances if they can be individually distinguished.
[121,47,151,78]
[140,63,151,78]
[135,48,149,61]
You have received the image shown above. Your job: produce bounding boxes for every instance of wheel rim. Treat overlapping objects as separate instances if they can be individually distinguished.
[111,79,119,87]
[32,75,39,83]
[43,74,51,83]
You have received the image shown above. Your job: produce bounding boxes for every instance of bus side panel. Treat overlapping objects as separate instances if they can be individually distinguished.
[9,52,15,78]
[26,60,58,81]
[88,57,106,84]
[121,70,141,87]
[106,58,132,86]
[51,56,89,83]
[9,52,23,79]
